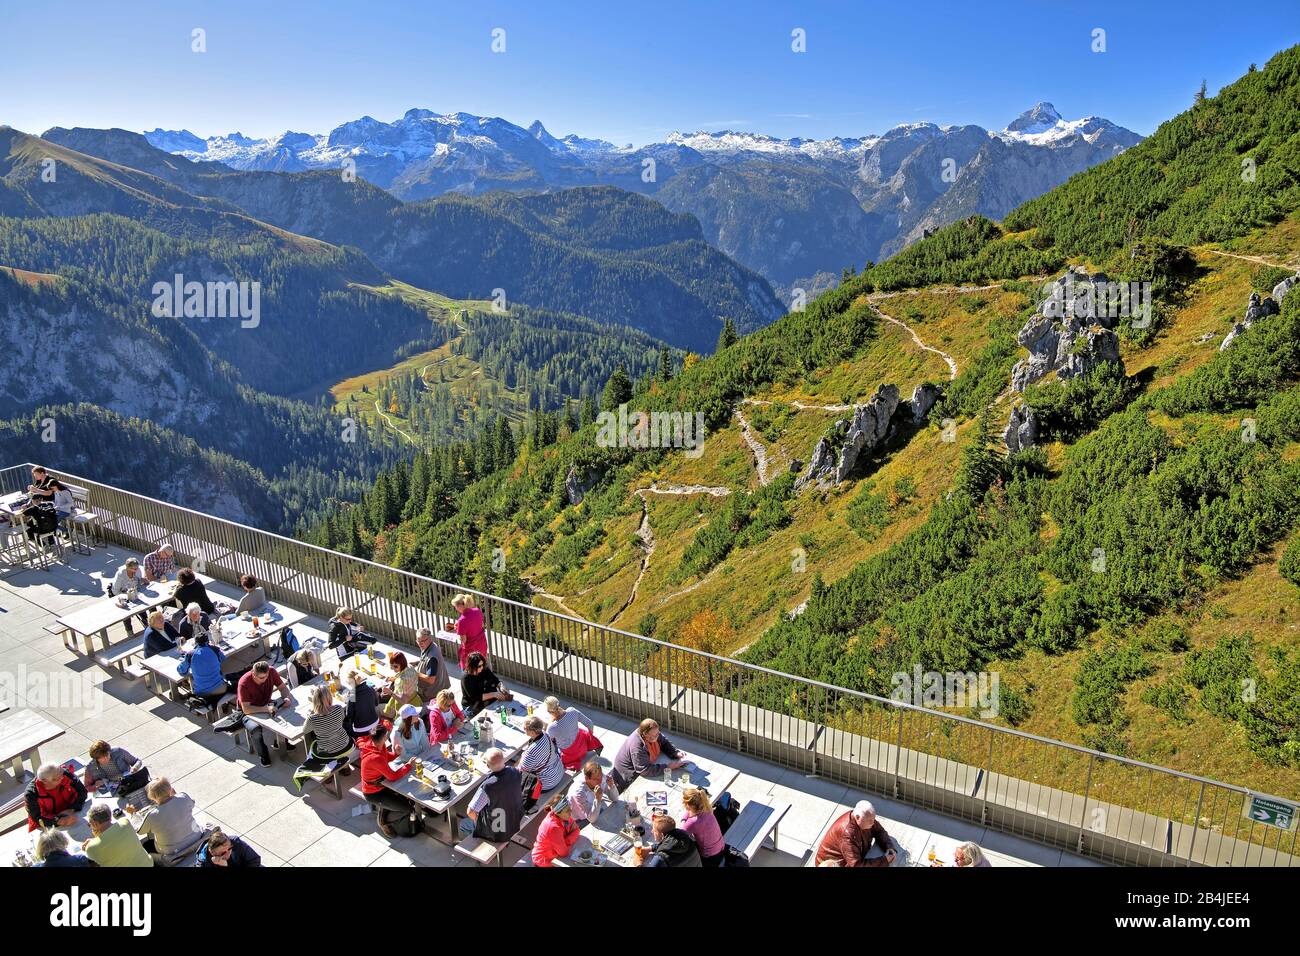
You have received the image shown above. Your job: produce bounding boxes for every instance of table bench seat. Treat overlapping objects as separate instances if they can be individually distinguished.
[94,636,146,675]
[726,799,791,859]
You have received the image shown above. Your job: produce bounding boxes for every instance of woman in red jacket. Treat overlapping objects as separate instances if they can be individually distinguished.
[450,594,489,671]
[531,799,580,867]
[358,725,414,838]
[25,763,88,831]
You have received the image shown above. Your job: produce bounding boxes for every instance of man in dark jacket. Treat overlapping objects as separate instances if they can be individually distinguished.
[643,814,701,867]
[196,829,262,867]
[26,763,88,831]
[467,748,525,843]
[815,800,897,867]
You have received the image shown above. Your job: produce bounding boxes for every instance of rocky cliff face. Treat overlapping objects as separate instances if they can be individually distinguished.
[1011,267,1123,391]
[1003,404,1039,453]
[795,384,901,490]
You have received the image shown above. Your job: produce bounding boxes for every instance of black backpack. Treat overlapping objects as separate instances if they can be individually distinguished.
[713,790,741,834]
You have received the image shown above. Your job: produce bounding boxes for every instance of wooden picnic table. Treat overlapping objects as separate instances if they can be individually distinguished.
[0,709,66,782]
[562,754,740,867]
[138,604,307,699]
[56,573,215,656]
[381,690,542,841]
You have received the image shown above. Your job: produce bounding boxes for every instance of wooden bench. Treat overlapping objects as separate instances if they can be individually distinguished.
[726,798,791,860]
[94,636,146,677]
[43,622,75,651]
[0,710,65,782]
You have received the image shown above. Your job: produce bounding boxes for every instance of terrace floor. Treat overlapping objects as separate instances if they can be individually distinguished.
[0,544,1102,867]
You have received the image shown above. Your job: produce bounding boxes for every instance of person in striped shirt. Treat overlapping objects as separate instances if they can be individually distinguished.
[520,716,566,794]
[304,684,353,762]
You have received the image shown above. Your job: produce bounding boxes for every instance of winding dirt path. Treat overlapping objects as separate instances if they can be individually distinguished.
[609,497,655,626]
[741,398,854,413]
[1203,248,1297,270]
[868,302,959,381]
[372,397,417,444]
[732,406,774,486]
[868,283,1004,300]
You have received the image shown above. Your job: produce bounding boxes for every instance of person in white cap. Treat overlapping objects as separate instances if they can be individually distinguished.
[390,703,432,761]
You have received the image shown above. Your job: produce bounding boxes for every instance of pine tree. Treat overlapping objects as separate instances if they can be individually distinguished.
[657,348,673,382]
[715,318,739,353]
[954,411,1001,500]
[601,365,633,411]
[1195,79,1207,105]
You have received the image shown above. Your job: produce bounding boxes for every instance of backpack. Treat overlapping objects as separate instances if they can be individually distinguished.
[713,791,741,834]
[278,627,301,662]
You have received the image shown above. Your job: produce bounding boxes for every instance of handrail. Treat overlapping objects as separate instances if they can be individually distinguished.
[4,461,1296,864]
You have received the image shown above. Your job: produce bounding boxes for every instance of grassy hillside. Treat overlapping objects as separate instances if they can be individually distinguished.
[308,48,1300,800]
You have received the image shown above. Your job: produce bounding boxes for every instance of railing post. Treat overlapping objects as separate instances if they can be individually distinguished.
[892,707,905,799]
[982,728,996,825]
[1186,780,1206,865]
[664,647,674,731]
[1077,754,1096,855]
[599,627,611,711]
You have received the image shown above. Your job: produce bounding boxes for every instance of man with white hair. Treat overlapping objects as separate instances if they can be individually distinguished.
[143,544,177,583]
[24,762,88,831]
[83,803,152,867]
[413,626,451,700]
[815,799,897,867]
[177,603,211,643]
[466,747,525,843]
[34,828,94,868]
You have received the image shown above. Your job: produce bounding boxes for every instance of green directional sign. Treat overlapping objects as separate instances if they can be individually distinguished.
[1247,795,1296,830]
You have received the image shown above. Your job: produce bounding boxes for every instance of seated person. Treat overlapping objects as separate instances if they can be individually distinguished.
[567,760,620,826]
[381,651,422,720]
[459,652,512,717]
[141,609,180,658]
[680,786,726,866]
[327,607,374,652]
[466,748,524,843]
[544,696,602,770]
[173,567,216,615]
[427,689,465,744]
[25,762,88,831]
[815,800,896,868]
[642,814,701,867]
[21,466,63,541]
[609,718,688,790]
[82,804,152,867]
[176,603,212,643]
[343,668,381,738]
[358,725,413,838]
[177,634,230,706]
[34,828,94,868]
[82,740,145,797]
[304,684,355,764]
[110,557,149,636]
[954,841,991,867]
[390,704,432,761]
[520,716,567,797]
[126,778,206,866]
[290,646,320,687]
[142,544,177,583]
[235,574,268,614]
[196,828,262,867]
[531,798,580,867]
[237,661,292,768]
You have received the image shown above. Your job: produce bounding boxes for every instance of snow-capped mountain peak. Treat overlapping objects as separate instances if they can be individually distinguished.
[1005,102,1063,134]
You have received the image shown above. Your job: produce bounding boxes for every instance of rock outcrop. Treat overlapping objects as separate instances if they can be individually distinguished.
[564,463,602,506]
[1011,267,1122,391]
[795,384,900,490]
[1003,404,1039,454]
[909,382,942,422]
[1220,291,1280,351]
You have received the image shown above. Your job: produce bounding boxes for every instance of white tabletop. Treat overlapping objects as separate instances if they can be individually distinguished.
[57,573,215,638]
[138,604,306,684]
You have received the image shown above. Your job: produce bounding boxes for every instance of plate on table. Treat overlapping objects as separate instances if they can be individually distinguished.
[450,770,472,786]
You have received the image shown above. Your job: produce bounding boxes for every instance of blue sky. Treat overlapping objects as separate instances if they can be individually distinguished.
[4,0,1297,144]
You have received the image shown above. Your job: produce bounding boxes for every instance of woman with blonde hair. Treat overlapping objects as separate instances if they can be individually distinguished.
[427,688,464,744]
[954,841,991,867]
[543,695,603,770]
[680,785,727,866]
[449,593,488,670]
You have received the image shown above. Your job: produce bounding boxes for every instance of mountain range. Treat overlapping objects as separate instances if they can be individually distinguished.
[144,103,1143,297]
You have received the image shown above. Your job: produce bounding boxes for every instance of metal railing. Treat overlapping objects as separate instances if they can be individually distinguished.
[2,462,1295,866]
